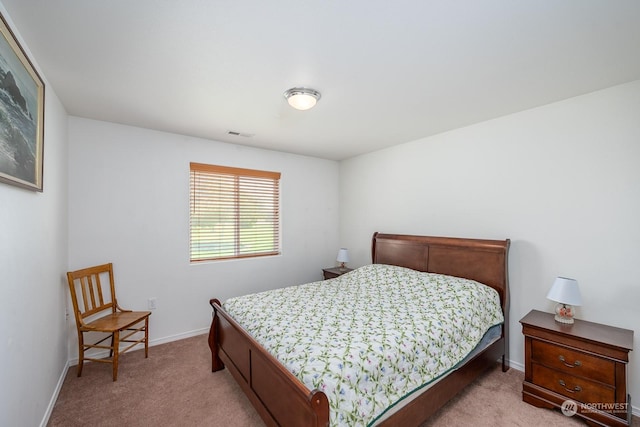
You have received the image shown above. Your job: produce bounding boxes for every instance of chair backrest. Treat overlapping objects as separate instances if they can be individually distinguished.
[67,263,118,326]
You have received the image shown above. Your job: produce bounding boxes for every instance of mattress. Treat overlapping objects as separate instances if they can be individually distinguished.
[223,264,504,427]
[371,323,502,424]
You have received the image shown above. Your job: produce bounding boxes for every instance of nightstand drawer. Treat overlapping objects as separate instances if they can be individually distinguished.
[532,363,615,403]
[531,339,615,386]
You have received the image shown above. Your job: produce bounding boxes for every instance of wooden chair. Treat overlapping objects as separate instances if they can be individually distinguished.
[66,263,151,381]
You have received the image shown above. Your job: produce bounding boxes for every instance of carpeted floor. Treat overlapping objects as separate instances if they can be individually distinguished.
[48,334,637,426]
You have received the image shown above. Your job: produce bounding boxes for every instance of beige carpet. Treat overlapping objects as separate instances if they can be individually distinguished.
[49,334,638,426]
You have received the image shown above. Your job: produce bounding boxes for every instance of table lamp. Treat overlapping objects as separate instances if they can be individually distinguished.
[546,277,582,324]
[336,248,349,270]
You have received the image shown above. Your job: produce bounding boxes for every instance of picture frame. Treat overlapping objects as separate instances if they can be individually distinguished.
[0,12,44,192]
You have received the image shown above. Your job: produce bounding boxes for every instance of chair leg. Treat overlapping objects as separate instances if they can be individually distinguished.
[109,333,114,358]
[112,330,120,381]
[77,332,85,377]
[144,317,149,358]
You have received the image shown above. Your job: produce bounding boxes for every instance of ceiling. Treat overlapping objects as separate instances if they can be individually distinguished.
[3,1,640,160]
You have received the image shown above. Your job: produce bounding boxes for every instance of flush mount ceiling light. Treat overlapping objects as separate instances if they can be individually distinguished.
[283,87,321,110]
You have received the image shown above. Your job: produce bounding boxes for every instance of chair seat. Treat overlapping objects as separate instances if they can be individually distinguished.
[82,311,151,332]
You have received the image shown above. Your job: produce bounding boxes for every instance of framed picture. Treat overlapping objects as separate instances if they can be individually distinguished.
[0,12,44,191]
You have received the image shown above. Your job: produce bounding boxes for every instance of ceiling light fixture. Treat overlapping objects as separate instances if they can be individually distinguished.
[283,87,321,111]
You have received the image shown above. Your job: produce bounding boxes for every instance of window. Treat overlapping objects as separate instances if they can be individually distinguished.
[189,162,281,262]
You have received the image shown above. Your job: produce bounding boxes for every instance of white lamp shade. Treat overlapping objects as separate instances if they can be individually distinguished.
[546,277,582,306]
[336,248,349,263]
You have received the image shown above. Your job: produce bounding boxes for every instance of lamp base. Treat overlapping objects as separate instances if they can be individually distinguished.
[554,303,575,324]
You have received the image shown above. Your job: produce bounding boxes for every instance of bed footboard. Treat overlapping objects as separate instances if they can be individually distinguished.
[209,298,330,427]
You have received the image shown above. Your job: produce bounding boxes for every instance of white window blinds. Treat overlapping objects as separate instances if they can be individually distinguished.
[189,163,281,262]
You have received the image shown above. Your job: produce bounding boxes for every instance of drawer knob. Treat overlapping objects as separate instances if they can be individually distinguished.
[558,355,581,368]
[558,379,582,393]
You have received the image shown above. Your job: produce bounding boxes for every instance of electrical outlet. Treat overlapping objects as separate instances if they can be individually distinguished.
[148,297,157,310]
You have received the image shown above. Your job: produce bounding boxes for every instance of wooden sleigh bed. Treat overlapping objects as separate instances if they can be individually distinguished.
[208,232,510,426]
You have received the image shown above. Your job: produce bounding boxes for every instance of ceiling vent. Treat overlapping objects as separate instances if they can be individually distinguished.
[227,131,254,137]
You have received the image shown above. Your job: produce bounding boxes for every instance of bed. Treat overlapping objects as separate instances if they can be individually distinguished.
[208,232,510,426]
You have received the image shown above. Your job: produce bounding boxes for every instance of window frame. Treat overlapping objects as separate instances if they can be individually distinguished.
[189,162,281,263]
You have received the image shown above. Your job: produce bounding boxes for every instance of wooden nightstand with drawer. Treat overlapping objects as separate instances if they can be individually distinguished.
[322,267,353,280]
[521,309,633,426]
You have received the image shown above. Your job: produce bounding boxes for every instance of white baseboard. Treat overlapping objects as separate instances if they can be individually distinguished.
[507,358,524,372]
[40,359,69,427]
[66,327,209,366]
[149,326,209,347]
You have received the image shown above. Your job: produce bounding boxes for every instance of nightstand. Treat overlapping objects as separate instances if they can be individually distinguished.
[322,267,353,280]
[520,309,633,426]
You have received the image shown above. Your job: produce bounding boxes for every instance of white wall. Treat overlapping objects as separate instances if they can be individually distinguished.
[0,4,69,426]
[3,1,637,422]
[339,80,640,412]
[67,117,340,352]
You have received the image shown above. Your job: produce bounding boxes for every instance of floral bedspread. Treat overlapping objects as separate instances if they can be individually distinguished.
[223,263,504,426]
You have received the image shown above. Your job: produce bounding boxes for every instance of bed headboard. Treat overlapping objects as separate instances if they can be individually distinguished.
[371,232,510,309]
